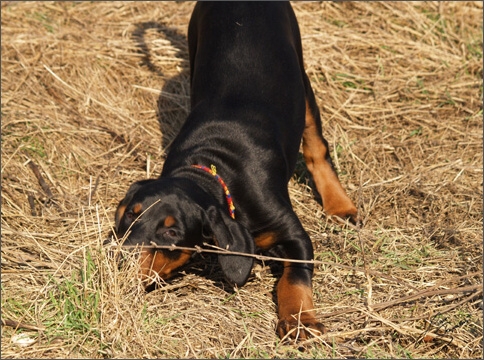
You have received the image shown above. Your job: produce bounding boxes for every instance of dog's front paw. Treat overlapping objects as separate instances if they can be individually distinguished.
[276,315,326,342]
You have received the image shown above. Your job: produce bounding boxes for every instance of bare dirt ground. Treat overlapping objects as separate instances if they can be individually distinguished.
[1,2,482,358]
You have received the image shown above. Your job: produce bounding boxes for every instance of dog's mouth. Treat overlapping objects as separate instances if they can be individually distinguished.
[103,234,193,287]
[137,248,193,283]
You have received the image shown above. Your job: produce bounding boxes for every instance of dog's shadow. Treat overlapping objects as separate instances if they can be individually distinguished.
[132,21,190,153]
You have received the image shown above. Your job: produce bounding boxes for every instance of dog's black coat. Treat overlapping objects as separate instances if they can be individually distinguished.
[115,2,357,340]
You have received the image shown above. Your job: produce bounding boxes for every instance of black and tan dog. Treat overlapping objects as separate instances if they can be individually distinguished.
[114,2,357,340]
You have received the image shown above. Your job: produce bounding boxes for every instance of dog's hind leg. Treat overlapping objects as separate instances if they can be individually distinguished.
[302,74,358,222]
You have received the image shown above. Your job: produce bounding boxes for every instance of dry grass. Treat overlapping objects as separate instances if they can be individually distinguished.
[1,1,482,358]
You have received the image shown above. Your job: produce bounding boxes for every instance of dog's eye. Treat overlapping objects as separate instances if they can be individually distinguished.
[162,229,178,240]
[202,226,212,240]
[165,229,177,237]
[125,211,134,221]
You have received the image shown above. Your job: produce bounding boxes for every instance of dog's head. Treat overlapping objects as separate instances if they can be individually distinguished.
[113,178,254,287]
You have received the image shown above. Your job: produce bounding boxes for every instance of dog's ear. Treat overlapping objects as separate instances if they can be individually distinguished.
[203,206,255,286]
[115,179,156,230]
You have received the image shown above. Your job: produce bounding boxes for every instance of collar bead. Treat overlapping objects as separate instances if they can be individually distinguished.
[192,164,236,219]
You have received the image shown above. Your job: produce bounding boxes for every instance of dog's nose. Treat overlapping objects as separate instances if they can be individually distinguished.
[103,233,119,259]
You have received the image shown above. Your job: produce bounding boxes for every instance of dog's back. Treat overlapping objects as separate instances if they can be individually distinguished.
[163,2,307,187]
[188,2,304,112]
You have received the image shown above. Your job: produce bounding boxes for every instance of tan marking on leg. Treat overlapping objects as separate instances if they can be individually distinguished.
[254,231,277,250]
[276,262,325,340]
[303,100,358,220]
[277,270,315,321]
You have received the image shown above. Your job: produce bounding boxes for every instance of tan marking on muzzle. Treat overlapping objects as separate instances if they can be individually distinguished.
[138,249,192,285]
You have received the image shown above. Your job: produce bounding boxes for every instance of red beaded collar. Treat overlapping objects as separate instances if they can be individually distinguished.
[192,164,236,219]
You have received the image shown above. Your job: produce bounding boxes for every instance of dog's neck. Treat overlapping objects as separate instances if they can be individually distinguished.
[161,164,236,220]
[191,164,235,219]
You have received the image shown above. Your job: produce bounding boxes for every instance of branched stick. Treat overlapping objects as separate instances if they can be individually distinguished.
[432,290,482,316]
[318,284,481,320]
[109,241,481,293]
[359,308,468,349]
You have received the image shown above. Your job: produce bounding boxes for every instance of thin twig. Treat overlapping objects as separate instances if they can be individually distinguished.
[27,192,37,216]
[318,283,481,320]
[27,160,53,199]
[1,318,46,332]
[359,308,468,348]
